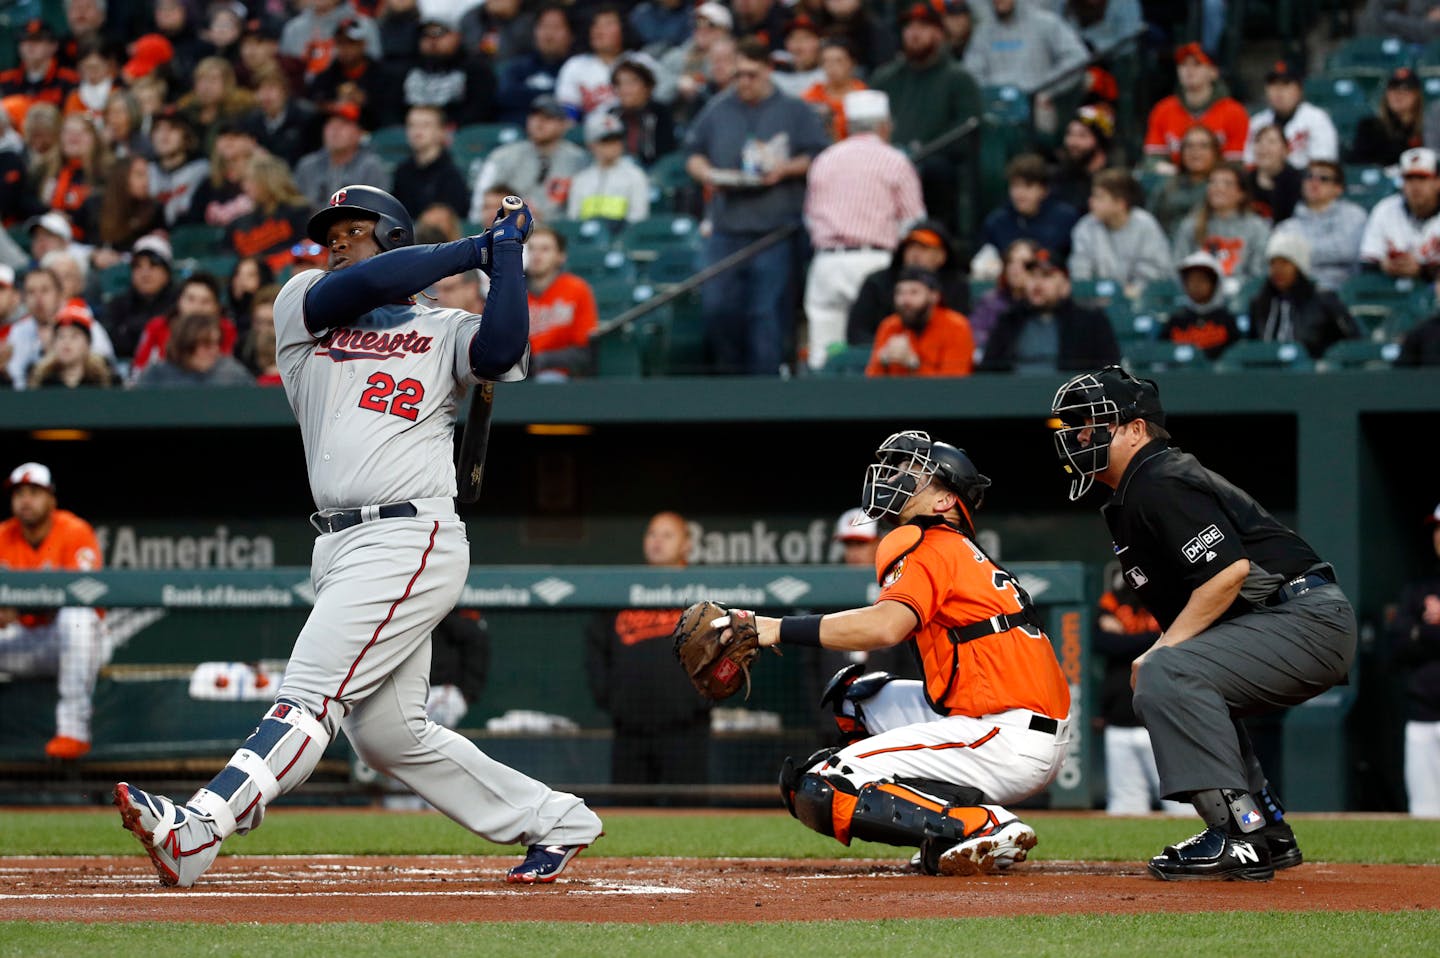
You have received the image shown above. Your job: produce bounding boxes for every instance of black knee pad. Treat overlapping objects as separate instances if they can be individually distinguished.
[789,771,857,839]
[779,748,838,818]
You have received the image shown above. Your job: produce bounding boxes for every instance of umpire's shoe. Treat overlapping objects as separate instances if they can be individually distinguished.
[114,782,223,887]
[1263,821,1303,869]
[1147,827,1274,882]
[506,843,588,884]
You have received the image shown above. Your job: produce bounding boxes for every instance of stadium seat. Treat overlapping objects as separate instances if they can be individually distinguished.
[1122,339,1211,372]
[981,85,1030,124]
[366,125,410,165]
[968,279,995,305]
[452,123,523,164]
[1318,338,1401,370]
[549,217,613,250]
[1214,339,1315,371]
[1304,77,1375,143]
[1136,278,1183,323]
[821,344,872,376]
[170,224,226,258]
[565,244,634,282]
[648,151,694,212]
[645,245,699,285]
[1341,273,1434,334]
[620,213,701,253]
[99,263,132,299]
[180,253,237,280]
[1324,36,1415,78]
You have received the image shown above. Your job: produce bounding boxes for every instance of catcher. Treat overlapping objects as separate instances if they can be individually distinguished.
[675,431,1072,875]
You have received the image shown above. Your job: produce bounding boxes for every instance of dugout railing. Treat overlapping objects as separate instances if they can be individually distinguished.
[0,564,1090,808]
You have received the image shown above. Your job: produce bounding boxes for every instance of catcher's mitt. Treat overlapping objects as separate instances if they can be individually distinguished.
[672,601,763,701]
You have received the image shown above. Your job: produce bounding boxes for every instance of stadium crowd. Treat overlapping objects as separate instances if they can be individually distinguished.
[2,0,1440,384]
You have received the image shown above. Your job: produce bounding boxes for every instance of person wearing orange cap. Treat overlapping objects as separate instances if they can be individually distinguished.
[121,33,176,83]
[293,101,391,208]
[27,300,114,387]
[0,462,108,760]
[0,21,79,111]
[847,218,970,348]
[1143,43,1248,166]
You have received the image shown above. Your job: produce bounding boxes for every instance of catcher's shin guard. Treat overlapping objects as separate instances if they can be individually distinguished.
[187,699,333,838]
[786,770,992,848]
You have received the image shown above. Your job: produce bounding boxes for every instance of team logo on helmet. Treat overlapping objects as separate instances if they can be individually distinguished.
[330,189,348,206]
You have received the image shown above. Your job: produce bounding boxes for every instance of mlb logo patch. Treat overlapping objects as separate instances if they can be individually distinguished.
[1125,567,1148,589]
[1241,809,1264,827]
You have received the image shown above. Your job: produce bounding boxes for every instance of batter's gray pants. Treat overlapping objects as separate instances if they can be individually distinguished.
[1132,584,1356,799]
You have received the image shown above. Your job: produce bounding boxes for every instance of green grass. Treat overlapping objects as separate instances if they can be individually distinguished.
[3,913,1439,958]
[4,809,1439,864]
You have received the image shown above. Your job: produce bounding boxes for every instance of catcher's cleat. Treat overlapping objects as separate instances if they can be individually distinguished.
[933,818,1038,877]
[1146,827,1274,882]
[1262,821,1303,870]
[505,843,588,884]
[113,782,223,887]
[44,735,90,760]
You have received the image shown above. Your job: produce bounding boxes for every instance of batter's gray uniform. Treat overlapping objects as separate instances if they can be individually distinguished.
[180,267,601,850]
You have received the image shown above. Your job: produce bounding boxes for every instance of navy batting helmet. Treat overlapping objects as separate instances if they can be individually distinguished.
[306,185,414,252]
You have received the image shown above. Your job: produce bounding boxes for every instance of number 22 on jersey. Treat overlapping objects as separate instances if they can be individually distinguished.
[358,372,425,421]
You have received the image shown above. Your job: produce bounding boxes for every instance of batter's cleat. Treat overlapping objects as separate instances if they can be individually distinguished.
[44,735,90,760]
[1263,821,1303,870]
[1146,827,1274,882]
[935,818,1039,876]
[113,782,223,887]
[505,843,588,884]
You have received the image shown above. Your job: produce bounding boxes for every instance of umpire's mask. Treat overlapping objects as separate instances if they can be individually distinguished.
[1050,366,1164,501]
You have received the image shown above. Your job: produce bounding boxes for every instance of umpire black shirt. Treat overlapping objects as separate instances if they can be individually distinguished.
[1100,440,1323,630]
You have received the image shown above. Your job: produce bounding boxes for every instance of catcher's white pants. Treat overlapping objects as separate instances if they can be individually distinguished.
[835,679,1072,805]
[803,248,891,369]
[1406,720,1440,818]
[1104,725,1191,815]
[0,608,107,740]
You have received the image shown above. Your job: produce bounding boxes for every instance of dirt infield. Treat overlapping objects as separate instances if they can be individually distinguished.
[2,856,1437,923]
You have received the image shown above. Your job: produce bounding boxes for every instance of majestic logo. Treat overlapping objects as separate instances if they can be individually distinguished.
[766,576,810,604]
[1182,524,1226,564]
[531,577,576,606]
[330,188,348,206]
[316,327,435,362]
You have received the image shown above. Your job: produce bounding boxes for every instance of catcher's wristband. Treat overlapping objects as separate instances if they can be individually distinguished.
[779,614,824,647]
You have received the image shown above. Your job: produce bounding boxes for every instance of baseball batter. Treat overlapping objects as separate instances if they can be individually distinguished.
[114,186,602,887]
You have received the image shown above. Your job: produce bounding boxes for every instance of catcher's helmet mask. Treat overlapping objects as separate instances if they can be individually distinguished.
[306,184,415,254]
[861,431,991,534]
[1050,365,1164,501]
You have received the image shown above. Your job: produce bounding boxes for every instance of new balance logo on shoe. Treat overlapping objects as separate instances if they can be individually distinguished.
[1229,841,1260,865]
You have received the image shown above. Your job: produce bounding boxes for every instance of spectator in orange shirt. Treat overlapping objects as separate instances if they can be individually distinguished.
[0,21,79,112]
[802,39,866,141]
[1144,43,1248,166]
[866,267,974,377]
[0,462,108,760]
[525,225,598,378]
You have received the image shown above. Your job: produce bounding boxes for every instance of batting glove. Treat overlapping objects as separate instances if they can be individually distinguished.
[490,198,534,247]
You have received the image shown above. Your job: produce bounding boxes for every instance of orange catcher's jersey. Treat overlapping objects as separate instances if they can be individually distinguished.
[0,510,102,572]
[874,519,1070,720]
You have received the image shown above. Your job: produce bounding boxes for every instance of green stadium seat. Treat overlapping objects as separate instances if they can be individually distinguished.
[366,125,410,165]
[1325,36,1415,77]
[1122,339,1212,372]
[565,245,634,282]
[179,253,237,280]
[969,279,996,305]
[1304,77,1375,143]
[657,289,708,374]
[549,217,613,250]
[620,213,701,253]
[99,263,132,299]
[981,85,1030,124]
[1318,338,1401,370]
[1343,164,1396,210]
[821,344,872,376]
[1341,273,1434,331]
[7,224,28,255]
[1214,339,1315,371]
[1419,42,1440,77]
[452,123,523,163]
[645,245,699,285]
[648,151,694,211]
[1137,278,1182,320]
[170,224,226,258]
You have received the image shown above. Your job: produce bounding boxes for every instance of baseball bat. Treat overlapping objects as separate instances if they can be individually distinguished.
[455,196,524,505]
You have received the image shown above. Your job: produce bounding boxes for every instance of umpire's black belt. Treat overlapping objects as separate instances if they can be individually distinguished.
[1264,567,1336,607]
[309,501,418,535]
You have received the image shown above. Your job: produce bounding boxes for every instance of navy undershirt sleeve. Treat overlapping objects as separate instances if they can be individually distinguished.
[301,239,484,333]
[468,241,529,379]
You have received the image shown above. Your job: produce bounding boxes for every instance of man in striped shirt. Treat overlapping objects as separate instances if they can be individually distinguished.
[802,90,926,370]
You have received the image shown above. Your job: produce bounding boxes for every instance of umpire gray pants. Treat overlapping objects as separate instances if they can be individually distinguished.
[1132,584,1356,799]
